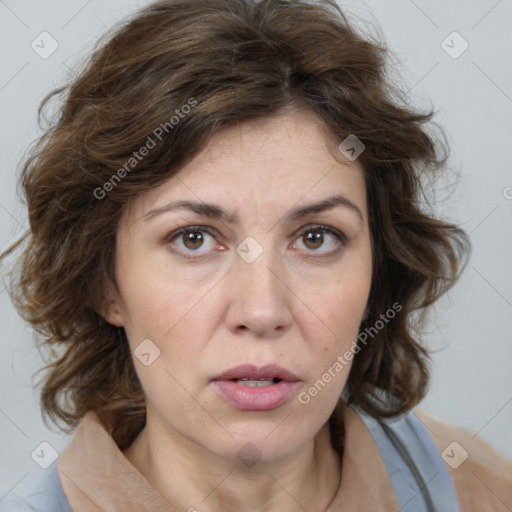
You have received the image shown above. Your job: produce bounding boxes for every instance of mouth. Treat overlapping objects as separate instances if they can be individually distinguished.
[211,364,300,411]
[212,363,300,382]
[232,377,282,388]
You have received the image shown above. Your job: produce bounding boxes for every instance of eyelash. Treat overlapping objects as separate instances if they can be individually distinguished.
[164,224,348,261]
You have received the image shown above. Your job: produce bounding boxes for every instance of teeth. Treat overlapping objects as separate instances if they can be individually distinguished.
[235,379,277,387]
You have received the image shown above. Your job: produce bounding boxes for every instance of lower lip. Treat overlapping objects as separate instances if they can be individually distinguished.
[212,380,300,411]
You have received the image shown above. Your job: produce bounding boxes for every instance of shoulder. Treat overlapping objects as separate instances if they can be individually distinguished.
[353,404,460,511]
[0,463,71,512]
[414,408,512,512]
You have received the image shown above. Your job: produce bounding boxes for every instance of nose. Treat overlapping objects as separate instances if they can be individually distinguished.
[224,244,293,339]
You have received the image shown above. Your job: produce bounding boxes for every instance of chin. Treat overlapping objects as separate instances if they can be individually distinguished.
[208,420,315,466]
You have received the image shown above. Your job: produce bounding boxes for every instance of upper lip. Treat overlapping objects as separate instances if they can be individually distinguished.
[212,364,300,382]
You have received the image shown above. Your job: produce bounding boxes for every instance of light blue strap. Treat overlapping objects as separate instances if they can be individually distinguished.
[0,463,72,512]
[352,406,460,512]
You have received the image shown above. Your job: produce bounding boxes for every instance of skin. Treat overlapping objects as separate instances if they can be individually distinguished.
[102,109,373,512]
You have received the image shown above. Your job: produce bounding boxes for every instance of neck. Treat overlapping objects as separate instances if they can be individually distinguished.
[124,417,342,512]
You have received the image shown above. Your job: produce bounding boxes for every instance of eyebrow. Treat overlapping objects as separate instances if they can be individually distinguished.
[143,194,364,226]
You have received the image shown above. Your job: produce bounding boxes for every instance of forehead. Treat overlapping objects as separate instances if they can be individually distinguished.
[194,110,352,175]
[124,110,367,225]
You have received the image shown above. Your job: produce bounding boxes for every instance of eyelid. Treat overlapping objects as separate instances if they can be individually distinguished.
[291,223,347,256]
[163,225,219,244]
[293,223,348,244]
[163,225,221,260]
[163,223,348,259]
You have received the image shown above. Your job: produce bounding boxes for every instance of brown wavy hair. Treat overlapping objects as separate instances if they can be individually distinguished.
[3,0,470,449]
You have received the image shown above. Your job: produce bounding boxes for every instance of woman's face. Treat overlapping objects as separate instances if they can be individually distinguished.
[105,110,372,463]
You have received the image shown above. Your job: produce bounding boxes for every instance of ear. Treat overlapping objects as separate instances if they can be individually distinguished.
[96,284,125,327]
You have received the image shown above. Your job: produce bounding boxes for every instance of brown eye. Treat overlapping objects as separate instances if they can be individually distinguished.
[293,225,346,255]
[167,227,218,256]
[303,231,324,250]
[182,231,204,250]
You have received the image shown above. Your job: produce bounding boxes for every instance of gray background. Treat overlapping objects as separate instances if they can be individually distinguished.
[1,0,511,499]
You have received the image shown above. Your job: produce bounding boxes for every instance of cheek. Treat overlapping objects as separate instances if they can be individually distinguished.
[115,249,185,335]
[298,278,370,412]
[119,277,214,376]
[310,263,372,373]
[322,265,371,335]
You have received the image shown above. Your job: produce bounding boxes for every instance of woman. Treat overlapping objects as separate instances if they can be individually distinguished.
[2,0,511,510]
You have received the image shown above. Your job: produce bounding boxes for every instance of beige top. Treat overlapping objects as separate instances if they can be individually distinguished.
[57,407,512,511]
